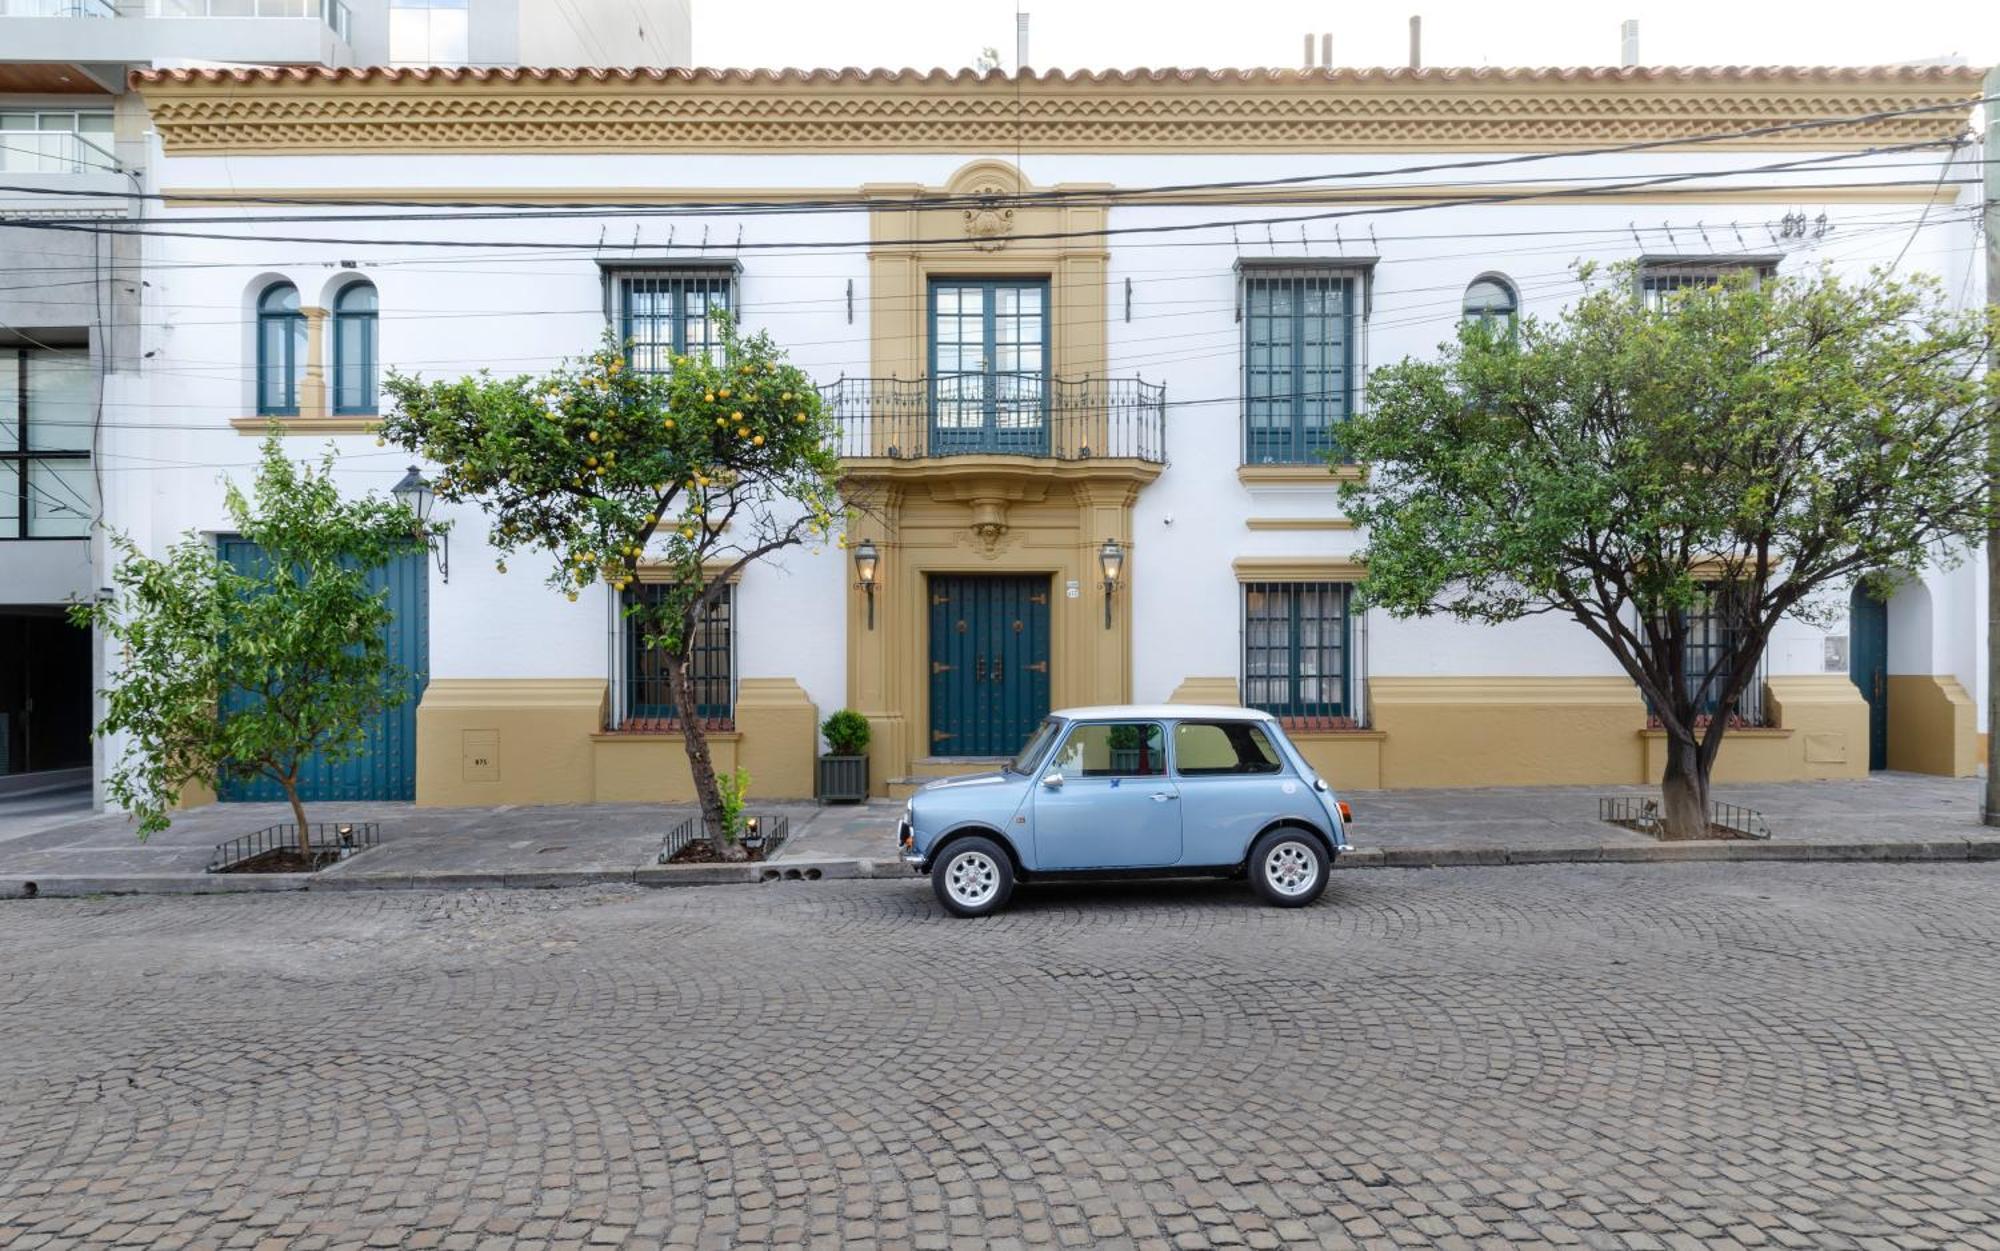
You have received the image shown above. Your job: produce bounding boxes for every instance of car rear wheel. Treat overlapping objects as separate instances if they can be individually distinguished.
[931,836,1015,918]
[1248,828,1328,908]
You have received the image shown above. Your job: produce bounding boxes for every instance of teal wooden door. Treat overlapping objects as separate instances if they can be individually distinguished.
[215,538,429,802]
[1849,584,1888,771]
[929,574,1052,757]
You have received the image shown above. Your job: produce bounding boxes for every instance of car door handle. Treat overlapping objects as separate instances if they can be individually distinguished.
[1149,792,1177,802]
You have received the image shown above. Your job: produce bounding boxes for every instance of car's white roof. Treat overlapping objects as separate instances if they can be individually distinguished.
[1049,704,1275,722]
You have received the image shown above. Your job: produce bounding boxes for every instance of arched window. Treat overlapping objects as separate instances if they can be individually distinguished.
[332,281,379,415]
[1462,274,1519,329]
[256,282,304,416]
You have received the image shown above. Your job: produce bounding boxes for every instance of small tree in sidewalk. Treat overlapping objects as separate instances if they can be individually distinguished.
[1343,265,2000,839]
[381,320,841,856]
[74,436,425,846]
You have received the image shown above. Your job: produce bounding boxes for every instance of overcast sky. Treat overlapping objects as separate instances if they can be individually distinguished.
[693,0,1999,73]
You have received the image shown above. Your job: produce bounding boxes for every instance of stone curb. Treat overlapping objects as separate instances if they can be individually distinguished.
[3,840,1996,899]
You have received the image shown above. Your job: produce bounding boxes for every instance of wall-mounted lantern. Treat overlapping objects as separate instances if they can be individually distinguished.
[392,465,449,583]
[852,538,880,629]
[1098,537,1125,629]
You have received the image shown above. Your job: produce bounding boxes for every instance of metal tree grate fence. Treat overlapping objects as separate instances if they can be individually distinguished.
[208,822,380,873]
[655,813,791,864]
[1597,797,1770,840]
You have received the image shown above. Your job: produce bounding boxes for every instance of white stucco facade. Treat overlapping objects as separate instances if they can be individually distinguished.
[65,64,1997,800]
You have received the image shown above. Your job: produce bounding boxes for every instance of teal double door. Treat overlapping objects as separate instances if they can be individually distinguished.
[928,574,1052,757]
[215,538,429,802]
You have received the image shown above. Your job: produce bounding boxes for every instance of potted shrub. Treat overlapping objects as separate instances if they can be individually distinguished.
[818,709,871,803]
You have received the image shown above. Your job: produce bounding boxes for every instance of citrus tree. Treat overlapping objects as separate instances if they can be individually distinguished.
[74,436,423,847]
[381,320,841,852]
[1344,265,2000,839]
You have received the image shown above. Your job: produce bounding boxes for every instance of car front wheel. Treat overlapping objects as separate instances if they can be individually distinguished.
[931,836,1015,918]
[1248,828,1328,908]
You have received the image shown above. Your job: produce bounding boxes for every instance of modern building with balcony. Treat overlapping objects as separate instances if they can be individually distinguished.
[0,1,690,792]
[76,63,1996,809]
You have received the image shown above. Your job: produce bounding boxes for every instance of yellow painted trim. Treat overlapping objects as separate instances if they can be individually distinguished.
[1885,674,1977,776]
[231,416,383,435]
[1244,517,1354,531]
[1167,676,1241,705]
[1238,464,1365,485]
[1233,556,1367,581]
[631,560,744,584]
[133,66,1981,155]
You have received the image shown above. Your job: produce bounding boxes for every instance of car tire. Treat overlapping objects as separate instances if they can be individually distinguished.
[1248,827,1329,908]
[931,836,1015,918]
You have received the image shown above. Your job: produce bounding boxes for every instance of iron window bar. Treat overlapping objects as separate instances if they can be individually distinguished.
[1242,581,1362,729]
[617,583,735,731]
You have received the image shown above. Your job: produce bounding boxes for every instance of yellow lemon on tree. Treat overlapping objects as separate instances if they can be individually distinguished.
[737,427,750,438]
[662,417,675,429]
[753,434,766,447]
[719,388,731,399]
[587,430,600,443]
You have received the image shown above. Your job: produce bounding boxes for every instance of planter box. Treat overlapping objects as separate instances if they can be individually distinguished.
[658,813,792,863]
[817,754,869,803]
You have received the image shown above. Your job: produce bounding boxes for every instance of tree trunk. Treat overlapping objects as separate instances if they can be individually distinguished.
[280,773,312,859]
[1658,733,1712,840]
[672,655,738,861]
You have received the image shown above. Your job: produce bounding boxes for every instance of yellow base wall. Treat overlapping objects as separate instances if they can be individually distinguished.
[1152,674,1871,790]
[1371,677,1649,788]
[1292,731,1386,790]
[1886,674,1977,776]
[417,678,605,807]
[416,676,820,805]
[591,732,742,803]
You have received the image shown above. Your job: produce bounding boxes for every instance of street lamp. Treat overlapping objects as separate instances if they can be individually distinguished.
[1098,537,1124,629]
[852,538,879,629]
[392,465,448,583]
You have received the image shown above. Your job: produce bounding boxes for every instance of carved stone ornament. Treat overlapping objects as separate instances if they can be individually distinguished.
[963,186,1016,252]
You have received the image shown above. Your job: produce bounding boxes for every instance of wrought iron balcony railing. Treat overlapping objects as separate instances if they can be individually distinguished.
[820,372,1166,464]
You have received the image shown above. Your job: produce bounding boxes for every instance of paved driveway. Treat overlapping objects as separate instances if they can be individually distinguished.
[3,862,1998,1248]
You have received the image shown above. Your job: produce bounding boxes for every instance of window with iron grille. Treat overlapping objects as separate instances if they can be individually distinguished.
[621,584,734,728]
[1242,581,1356,725]
[1241,268,1358,464]
[1638,259,1776,310]
[3,347,94,540]
[1645,582,1769,726]
[613,270,734,373]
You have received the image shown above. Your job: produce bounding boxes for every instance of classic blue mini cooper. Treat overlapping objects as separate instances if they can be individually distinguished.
[898,705,1352,917]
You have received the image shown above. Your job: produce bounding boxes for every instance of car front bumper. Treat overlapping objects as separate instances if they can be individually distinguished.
[897,820,928,873]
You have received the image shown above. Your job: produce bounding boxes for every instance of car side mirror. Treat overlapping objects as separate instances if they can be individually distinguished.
[1041,772,1064,789]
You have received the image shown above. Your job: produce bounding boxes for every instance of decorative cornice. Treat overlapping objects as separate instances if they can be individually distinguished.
[130,65,1982,156]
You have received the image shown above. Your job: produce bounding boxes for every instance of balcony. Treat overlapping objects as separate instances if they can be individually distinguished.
[2,0,353,69]
[821,373,1166,470]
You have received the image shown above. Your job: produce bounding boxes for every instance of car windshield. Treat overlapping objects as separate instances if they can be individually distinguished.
[1005,718,1064,775]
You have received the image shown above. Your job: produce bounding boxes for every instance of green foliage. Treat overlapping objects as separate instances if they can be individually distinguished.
[381,316,843,842]
[821,709,871,756]
[73,437,426,839]
[716,767,750,843]
[1343,263,2000,828]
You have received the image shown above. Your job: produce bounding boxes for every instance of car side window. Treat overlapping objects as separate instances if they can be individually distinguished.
[1047,722,1167,778]
[1174,721,1284,776]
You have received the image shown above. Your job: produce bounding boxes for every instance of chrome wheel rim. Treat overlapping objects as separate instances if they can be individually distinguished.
[944,851,1000,909]
[1264,842,1318,897]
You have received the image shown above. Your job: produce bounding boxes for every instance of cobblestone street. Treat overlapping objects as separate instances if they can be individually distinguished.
[3,863,1998,1250]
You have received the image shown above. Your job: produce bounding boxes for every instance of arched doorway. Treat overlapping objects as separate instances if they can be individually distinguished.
[1848,584,1887,771]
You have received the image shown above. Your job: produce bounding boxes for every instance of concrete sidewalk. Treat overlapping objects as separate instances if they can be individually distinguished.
[1,772,1995,898]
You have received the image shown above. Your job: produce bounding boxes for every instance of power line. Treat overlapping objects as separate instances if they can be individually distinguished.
[0,144,1972,256]
[3,92,1989,219]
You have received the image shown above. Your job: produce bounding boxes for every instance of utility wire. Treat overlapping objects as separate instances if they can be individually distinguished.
[0,143,1970,255]
[2,92,1989,217]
